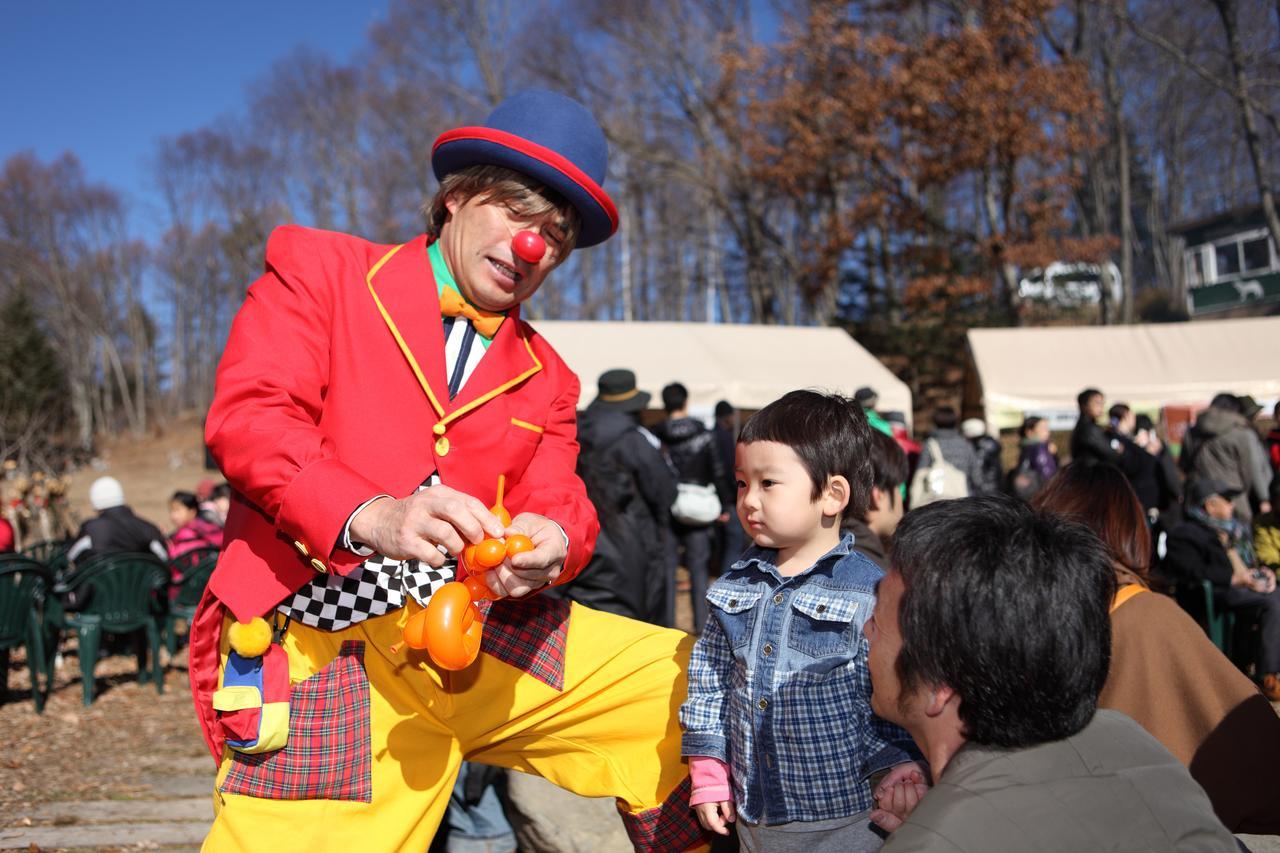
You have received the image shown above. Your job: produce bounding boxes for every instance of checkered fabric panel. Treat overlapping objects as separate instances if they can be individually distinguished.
[278,474,452,631]
[617,775,712,852]
[477,596,571,691]
[220,641,373,802]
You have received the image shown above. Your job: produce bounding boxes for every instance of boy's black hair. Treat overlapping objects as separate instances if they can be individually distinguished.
[1077,388,1102,409]
[856,430,907,522]
[932,406,958,429]
[1108,403,1130,424]
[1210,392,1243,414]
[738,389,873,522]
[210,482,231,501]
[661,382,689,414]
[171,491,199,512]
[889,495,1115,749]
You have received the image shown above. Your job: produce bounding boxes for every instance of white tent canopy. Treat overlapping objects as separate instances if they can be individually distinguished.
[531,321,912,424]
[967,316,1280,430]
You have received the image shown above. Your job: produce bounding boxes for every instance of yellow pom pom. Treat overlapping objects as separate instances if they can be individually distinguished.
[227,617,273,658]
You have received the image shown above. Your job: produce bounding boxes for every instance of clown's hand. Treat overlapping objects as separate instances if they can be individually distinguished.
[349,488,505,568]
[483,512,567,598]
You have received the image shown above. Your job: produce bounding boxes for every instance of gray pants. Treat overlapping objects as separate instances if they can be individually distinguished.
[737,812,882,853]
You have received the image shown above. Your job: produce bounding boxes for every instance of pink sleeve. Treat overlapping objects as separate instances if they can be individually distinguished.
[688,755,732,807]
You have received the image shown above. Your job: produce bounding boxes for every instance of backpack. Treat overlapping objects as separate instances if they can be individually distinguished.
[909,438,970,507]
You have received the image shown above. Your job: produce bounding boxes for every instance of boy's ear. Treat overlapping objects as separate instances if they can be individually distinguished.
[823,475,851,518]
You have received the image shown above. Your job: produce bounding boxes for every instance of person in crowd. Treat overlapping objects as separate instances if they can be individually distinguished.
[883,411,920,472]
[67,476,167,567]
[193,90,709,848]
[0,512,12,553]
[654,381,734,633]
[682,390,920,851]
[167,490,224,559]
[864,495,1238,851]
[1133,413,1183,527]
[846,430,909,571]
[1163,479,1280,701]
[1107,403,1161,518]
[1033,462,1280,833]
[1069,387,1121,466]
[1008,415,1057,499]
[1238,395,1274,517]
[563,368,676,624]
[855,385,895,438]
[712,399,745,576]
[1254,477,1280,570]
[1185,393,1270,527]
[1266,400,1280,475]
[201,482,231,527]
[960,418,1002,495]
[910,406,974,505]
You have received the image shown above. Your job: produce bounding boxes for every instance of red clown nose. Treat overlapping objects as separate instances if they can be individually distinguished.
[512,231,546,264]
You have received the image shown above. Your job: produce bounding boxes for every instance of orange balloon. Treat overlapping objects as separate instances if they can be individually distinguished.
[401,608,431,649]
[462,543,479,572]
[474,538,507,568]
[425,582,484,670]
[463,574,492,601]
[492,507,513,527]
[505,534,534,559]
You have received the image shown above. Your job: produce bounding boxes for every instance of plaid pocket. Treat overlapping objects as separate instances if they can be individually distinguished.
[220,640,373,802]
[477,596,571,690]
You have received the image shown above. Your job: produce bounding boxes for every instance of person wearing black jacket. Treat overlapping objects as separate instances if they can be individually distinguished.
[1163,479,1280,700]
[653,382,733,633]
[1070,387,1122,466]
[557,369,676,626]
[66,476,167,568]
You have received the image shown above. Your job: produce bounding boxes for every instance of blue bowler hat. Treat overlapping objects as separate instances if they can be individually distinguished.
[432,90,619,248]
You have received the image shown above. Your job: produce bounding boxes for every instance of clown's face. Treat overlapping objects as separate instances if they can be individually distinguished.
[439,194,570,313]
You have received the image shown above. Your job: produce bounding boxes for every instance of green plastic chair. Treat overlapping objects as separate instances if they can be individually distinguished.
[46,552,169,706]
[1174,578,1235,659]
[0,555,51,712]
[165,547,219,657]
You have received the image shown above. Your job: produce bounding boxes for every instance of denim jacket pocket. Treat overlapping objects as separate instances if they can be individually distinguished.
[706,586,762,651]
[788,589,861,659]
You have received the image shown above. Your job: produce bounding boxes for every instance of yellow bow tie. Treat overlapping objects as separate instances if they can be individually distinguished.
[439,288,504,339]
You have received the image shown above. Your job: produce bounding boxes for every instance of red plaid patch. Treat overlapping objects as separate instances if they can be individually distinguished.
[618,775,712,852]
[476,596,571,690]
[220,641,372,802]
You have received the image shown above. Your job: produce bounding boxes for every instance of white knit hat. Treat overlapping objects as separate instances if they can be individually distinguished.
[961,418,987,439]
[89,476,125,511]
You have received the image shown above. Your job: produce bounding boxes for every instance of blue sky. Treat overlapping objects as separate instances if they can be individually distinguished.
[1,2,385,239]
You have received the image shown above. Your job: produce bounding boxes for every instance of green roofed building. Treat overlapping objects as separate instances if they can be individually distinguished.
[1171,204,1280,315]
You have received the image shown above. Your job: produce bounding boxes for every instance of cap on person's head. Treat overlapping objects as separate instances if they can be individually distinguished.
[1188,478,1241,508]
[854,386,879,408]
[590,368,650,412]
[89,476,125,511]
[431,89,618,247]
[1238,395,1262,419]
[195,477,216,502]
[714,400,734,419]
[961,418,986,439]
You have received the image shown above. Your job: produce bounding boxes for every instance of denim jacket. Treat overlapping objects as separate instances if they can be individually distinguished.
[680,534,916,825]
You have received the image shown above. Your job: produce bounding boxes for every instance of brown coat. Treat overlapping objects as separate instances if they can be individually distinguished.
[1101,586,1280,834]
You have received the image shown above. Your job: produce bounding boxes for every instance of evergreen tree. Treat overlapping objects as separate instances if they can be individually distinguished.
[0,286,71,465]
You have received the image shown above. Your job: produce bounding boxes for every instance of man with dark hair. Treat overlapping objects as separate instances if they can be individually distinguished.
[711,400,744,575]
[866,495,1236,851]
[1070,387,1121,466]
[845,430,908,570]
[654,381,732,632]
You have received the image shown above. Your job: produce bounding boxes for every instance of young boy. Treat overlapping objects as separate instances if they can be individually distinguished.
[680,390,920,851]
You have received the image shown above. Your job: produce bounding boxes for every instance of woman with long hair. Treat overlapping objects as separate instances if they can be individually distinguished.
[1033,462,1280,835]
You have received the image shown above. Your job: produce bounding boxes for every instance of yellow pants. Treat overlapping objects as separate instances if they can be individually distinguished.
[203,602,701,851]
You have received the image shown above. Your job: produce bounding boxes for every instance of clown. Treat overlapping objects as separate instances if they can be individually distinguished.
[191,90,708,850]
